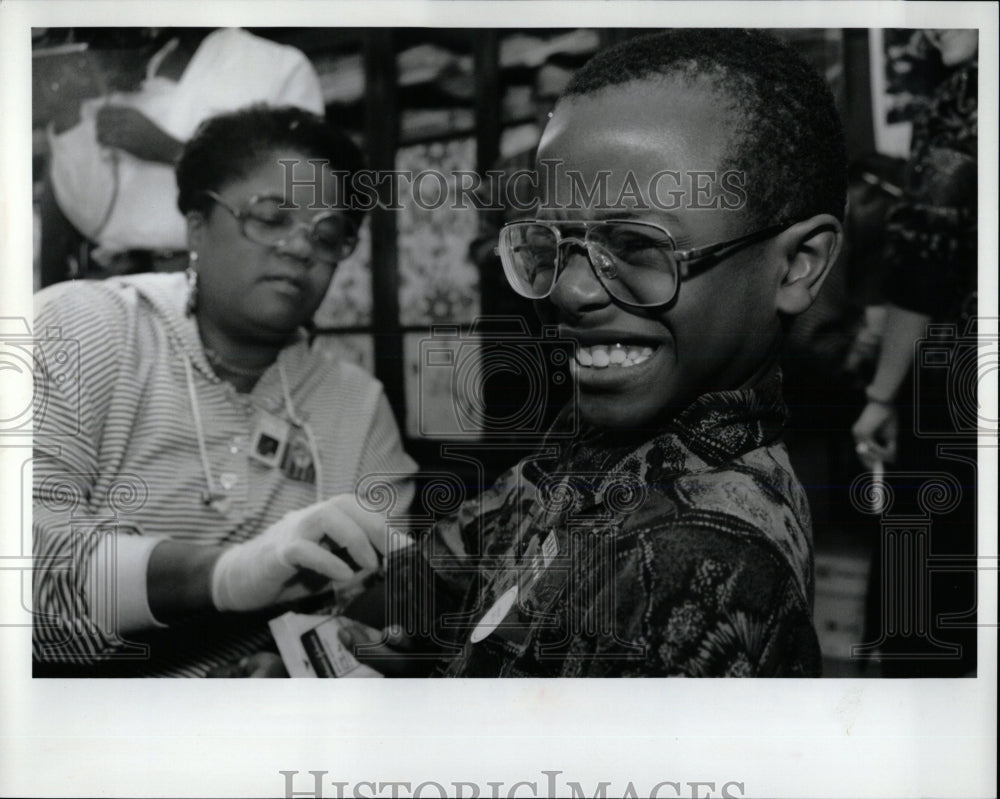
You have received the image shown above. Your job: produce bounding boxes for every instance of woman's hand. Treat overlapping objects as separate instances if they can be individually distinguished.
[210,495,385,613]
[852,400,899,468]
[95,105,183,163]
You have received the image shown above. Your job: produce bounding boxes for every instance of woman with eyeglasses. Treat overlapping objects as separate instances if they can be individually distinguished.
[32,106,416,676]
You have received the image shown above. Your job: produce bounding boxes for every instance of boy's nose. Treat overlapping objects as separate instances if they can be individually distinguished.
[546,245,613,314]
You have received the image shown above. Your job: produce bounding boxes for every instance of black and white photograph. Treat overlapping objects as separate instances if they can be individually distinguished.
[1,2,996,798]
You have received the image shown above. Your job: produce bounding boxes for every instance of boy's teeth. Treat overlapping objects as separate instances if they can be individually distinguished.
[575,343,655,368]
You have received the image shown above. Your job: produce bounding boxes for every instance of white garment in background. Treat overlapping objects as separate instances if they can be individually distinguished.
[49,28,325,253]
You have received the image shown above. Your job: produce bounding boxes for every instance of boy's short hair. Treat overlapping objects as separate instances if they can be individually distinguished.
[562,29,847,227]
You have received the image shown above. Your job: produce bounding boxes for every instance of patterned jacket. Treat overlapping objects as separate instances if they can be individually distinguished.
[389,373,822,677]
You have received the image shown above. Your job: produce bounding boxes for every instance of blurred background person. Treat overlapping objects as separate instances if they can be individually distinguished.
[39,27,324,286]
[851,29,978,677]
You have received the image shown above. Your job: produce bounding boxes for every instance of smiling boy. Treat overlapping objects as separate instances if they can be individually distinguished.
[342,29,845,677]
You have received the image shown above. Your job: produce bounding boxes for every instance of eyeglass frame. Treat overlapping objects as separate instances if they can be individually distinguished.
[496,217,794,309]
[203,190,359,264]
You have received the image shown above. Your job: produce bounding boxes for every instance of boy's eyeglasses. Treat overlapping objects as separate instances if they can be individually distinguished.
[204,191,358,265]
[496,218,792,309]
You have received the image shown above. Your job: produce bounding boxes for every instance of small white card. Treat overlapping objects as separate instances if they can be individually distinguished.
[268,612,382,678]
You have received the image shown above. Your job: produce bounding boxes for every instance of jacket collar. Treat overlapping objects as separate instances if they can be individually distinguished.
[525,371,789,519]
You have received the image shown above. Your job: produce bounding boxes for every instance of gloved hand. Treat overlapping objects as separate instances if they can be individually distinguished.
[211,494,386,613]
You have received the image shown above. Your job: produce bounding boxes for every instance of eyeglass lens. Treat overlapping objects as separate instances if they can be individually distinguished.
[241,197,355,262]
[500,222,679,307]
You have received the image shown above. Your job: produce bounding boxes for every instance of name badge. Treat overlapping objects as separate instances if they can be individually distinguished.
[249,409,292,468]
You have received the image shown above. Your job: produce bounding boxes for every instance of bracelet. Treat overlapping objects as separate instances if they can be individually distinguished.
[865,386,896,407]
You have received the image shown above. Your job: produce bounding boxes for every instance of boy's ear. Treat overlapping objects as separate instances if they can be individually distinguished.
[773,214,843,315]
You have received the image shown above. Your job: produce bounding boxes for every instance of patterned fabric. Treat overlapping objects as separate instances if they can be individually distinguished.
[33,273,416,676]
[396,138,481,326]
[884,61,977,321]
[390,373,821,677]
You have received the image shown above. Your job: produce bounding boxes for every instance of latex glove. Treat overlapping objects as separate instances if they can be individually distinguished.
[852,401,898,468]
[211,494,384,612]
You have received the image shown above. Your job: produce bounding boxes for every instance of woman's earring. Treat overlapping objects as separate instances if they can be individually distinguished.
[185,252,199,317]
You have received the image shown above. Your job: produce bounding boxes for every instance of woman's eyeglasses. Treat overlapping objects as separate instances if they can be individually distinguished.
[496,218,792,309]
[204,191,358,264]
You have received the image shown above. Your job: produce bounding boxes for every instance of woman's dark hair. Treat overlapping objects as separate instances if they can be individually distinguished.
[175,105,367,225]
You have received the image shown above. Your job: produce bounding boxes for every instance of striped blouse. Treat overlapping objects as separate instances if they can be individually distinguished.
[32,273,416,676]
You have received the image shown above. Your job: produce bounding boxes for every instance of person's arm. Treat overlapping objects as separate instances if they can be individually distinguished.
[35,486,380,664]
[31,285,242,662]
[33,473,154,665]
[843,304,888,375]
[146,496,382,622]
[144,383,411,626]
[32,284,151,665]
[851,303,930,465]
[146,541,222,622]
[865,304,931,406]
[854,71,977,465]
[95,105,184,164]
[31,289,377,665]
